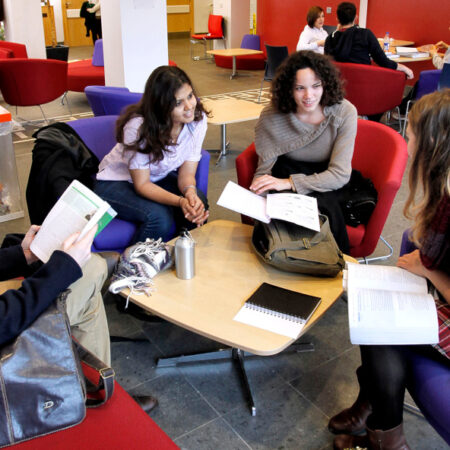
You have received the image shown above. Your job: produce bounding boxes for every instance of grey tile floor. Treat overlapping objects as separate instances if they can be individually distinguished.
[0,38,447,449]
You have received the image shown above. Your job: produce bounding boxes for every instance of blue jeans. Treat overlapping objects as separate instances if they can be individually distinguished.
[95,172,208,243]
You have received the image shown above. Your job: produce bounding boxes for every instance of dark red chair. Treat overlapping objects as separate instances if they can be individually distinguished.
[334,62,406,125]
[190,14,226,60]
[236,119,408,262]
[0,58,69,122]
[214,34,265,70]
[0,41,28,58]
[12,363,178,449]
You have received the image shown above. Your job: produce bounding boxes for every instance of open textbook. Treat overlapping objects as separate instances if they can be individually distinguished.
[345,262,439,345]
[30,180,117,263]
[217,181,320,231]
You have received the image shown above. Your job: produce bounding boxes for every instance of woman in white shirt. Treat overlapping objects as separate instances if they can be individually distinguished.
[95,66,209,243]
[296,6,328,54]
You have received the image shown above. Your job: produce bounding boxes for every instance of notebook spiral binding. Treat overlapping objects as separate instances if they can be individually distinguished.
[245,303,306,324]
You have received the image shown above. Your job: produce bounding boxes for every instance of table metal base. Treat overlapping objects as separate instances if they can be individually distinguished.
[207,123,230,164]
[156,342,314,416]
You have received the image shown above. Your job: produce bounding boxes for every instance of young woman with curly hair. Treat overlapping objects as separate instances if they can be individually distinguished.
[330,89,450,450]
[250,50,357,251]
[95,66,209,243]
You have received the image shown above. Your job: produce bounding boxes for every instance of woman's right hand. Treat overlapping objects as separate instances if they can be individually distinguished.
[61,226,97,268]
[180,194,209,226]
[250,175,291,195]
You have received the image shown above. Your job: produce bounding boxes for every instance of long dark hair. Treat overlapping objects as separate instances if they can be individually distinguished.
[116,65,207,163]
[271,51,344,113]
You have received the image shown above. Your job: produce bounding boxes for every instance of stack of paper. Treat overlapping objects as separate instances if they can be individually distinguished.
[395,47,429,58]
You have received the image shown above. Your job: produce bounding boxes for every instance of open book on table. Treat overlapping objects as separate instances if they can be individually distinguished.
[217,181,320,231]
[345,262,439,345]
[233,283,321,339]
[30,180,117,263]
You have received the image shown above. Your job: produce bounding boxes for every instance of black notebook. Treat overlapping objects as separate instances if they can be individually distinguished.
[233,283,321,338]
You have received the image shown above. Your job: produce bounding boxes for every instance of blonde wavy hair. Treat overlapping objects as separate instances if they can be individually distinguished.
[404,88,450,246]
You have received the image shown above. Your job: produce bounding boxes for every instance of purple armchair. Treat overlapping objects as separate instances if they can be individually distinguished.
[400,230,450,445]
[67,115,210,252]
[85,85,142,117]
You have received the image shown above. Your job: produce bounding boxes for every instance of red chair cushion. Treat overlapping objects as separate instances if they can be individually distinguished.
[68,59,105,92]
[0,41,28,58]
[214,54,265,70]
[0,48,13,59]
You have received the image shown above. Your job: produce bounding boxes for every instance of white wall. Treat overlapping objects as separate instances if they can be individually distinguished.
[3,0,46,58]
[213,0,250,48]
[194,0,212,33]
[102,0,169,92]
[49,0,64,43]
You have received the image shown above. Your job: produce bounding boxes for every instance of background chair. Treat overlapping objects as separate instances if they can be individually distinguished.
[67,115,210,253]
[0,41,28,58]
[214,34,265,70]
[334,62,406,130]
[190,14,225,61]
[401,69,441,136]
[399,230,450,445]
[438,62,450,90]
[258,44,289,102]
[235,119,408,261]
[322,25,337,34]
[0,58,69,122]
[85,85,142,116]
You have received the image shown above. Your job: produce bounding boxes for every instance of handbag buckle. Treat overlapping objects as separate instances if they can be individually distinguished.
[302,238,311,249]
[99,367,115,379]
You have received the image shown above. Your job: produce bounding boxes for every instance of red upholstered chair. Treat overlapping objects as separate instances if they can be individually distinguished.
[12,364,177,449]
[0,41,28,58]
[0,58,69,122]
[0,48,13,59]
[214,34,265,70]
[334,61,406,129]
[190,14,225,60]
[236,119,408,262]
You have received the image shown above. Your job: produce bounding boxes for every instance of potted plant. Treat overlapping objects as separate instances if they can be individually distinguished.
[44,0,69,61]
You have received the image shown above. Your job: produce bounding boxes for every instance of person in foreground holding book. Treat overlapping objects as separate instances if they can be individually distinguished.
[0,225,158,413]
[95,65,209,244]
[296,6,328,54]
[249,50,357,252]
[330,89,450,450]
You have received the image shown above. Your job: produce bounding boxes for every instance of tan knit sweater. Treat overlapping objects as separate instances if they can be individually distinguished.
[254,99,357,195]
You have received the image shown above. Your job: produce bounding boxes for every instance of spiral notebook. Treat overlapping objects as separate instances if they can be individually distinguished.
[233,283,321,338]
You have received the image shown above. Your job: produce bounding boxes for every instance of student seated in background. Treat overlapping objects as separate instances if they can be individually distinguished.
[329,89,450,450]
[296,6,328,54]
[95,66,209,244]
[429,39,450,70]
[324,2,413,80]
[0,225,158,413]
[249,51,357,253]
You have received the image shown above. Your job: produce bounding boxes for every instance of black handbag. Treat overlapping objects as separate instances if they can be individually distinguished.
[252,215,345,277]
[0,292,114,447]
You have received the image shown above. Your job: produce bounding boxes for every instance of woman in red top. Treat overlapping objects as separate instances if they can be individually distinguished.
[330,89,450,449]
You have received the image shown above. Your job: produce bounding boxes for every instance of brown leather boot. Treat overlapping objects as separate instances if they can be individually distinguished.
[367,423,410,450]
[328,397,372,435]
[333,423,410,450]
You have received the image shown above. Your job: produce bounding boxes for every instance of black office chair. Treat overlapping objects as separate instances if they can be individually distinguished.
[323,24,337,34]
[258,44,289,102]
[438,63,450,90]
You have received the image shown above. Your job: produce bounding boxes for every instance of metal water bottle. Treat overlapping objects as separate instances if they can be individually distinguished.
[174,229,195,279]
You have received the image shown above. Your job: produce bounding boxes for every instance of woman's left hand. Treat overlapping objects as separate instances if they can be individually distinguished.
[250,175,291,195]
[397,249,427,277]
[181,190,209,226]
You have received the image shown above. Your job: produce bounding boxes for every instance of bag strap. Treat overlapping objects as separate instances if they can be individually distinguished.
[73,339,115,408]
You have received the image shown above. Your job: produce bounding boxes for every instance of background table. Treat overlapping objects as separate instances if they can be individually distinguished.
[378,38,415,47]
[207,48,263,79]
[202,98,265,163]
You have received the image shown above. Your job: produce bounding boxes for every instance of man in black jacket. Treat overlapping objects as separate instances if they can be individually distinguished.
[324,2,413,79]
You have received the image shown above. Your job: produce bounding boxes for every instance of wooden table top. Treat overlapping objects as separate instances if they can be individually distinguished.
[206,48,264,57]
[202,98,265,125]
[378,38,415,47]
[120,220,347,356]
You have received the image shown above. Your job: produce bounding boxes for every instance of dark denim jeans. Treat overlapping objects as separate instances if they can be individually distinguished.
[94,172,208,243]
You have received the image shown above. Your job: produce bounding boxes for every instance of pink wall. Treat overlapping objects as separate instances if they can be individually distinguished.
[257,0,450,83]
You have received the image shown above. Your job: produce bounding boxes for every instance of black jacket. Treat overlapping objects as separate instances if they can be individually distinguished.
[26,123,99,225]
[0,245,81,347]
[80,1,97,37]
[325,26,397,70]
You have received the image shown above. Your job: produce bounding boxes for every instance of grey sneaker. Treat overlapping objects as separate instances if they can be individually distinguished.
[109,238,173,301]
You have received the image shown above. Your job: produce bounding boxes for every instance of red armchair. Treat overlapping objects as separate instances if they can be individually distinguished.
[190,14,226,60]
[236,119,408,262]
[334,62,406,128]
[0,41,28,58]
[0,58,69,122]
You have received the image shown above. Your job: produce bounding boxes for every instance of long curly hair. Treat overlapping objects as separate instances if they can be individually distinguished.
[116,65,208,163]
[271,50,344,114]
[404,89,450,246]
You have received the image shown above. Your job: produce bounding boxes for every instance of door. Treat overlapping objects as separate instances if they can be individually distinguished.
[61,0,94,47]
